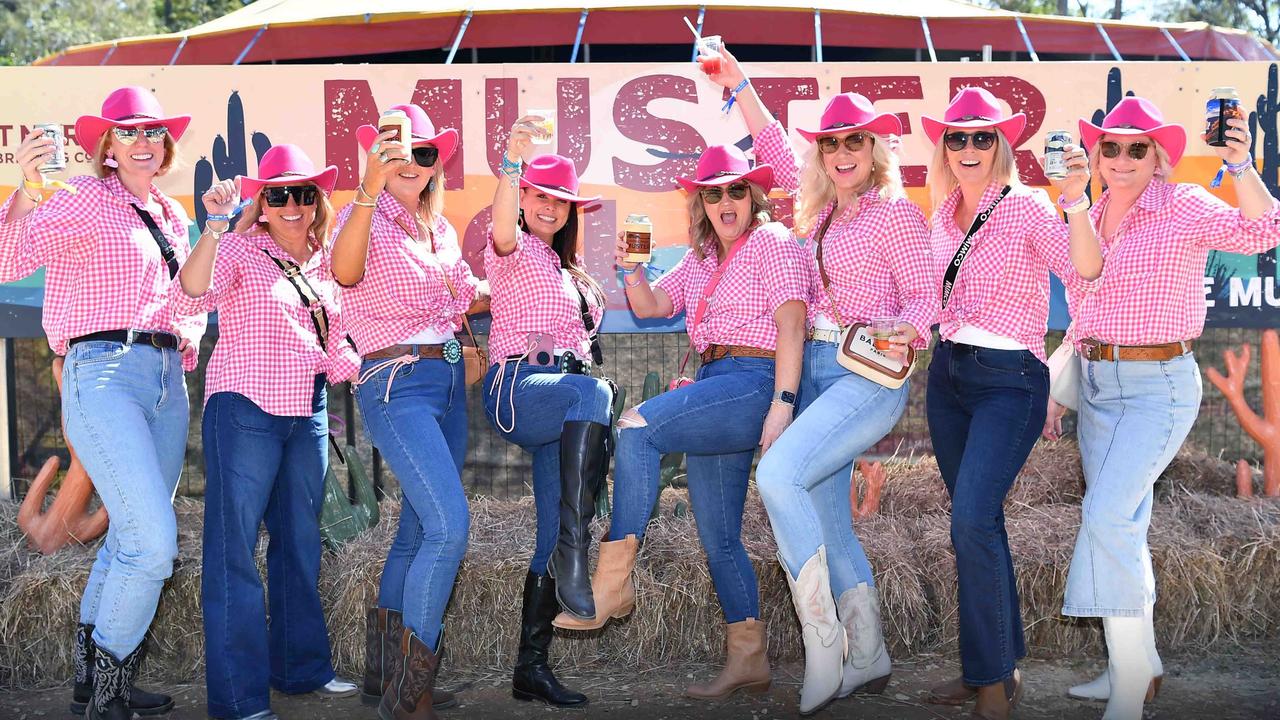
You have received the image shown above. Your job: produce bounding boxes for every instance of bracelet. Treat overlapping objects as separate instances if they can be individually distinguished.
[721,79,751,114]
[356,183,379,204]
[22,178,44,191]
[205,212,233,223]
[1226,155,1255,175]
[1063,200,1091,215]
[623,268,645,287]
[1056,193,1088,210]
[18,185,41,203]
[500,154,522,178]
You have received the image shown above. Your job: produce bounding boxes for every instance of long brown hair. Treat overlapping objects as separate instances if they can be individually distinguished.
[234,182,335,249]
[519,192,605,307]
[685,180,773,260]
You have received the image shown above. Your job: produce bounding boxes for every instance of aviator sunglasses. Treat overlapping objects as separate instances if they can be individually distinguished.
[816,132,868,154]
[263,185,319,207]
[943,131,997,152]
[699,181,750,204]
[1099,140,1151,160]
[111,125,169,145]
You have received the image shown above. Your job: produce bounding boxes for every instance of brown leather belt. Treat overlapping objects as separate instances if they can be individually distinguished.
[363,343,448,361]
[699,344,775,365]
[1080,339,1192,362]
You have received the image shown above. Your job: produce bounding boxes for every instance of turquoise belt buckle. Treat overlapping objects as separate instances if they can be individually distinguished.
[443,338,463,364]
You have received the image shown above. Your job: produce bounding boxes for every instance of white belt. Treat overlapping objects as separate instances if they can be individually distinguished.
[951,324,1027,350]
[807,327,842,343]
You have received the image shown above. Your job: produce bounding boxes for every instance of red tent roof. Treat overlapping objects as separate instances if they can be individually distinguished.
[37,0,1277,65]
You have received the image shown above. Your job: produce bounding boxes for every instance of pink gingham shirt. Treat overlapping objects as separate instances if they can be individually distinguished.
[1065,179,1280,348]
[172,231,360,416]
[334,192,478,356]
[654,222,810,353]
[932,183,1089,362]
[485,228,604,362]
[0,174,205,371]
[755,120,937,348]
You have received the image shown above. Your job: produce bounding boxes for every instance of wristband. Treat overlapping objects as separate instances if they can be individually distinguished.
[22,178,44,191]
[1056,193,1088,211]
[1212,154,1254,188]
[500,154,522,178]
[623,268,645,287]
[1063,200,1091,215]
[721,79,750,115]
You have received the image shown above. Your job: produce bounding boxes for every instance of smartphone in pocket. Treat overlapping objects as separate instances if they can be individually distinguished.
[526,332,556,366]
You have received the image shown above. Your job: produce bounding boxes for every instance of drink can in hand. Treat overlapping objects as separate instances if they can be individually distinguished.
[1205,87,1242,148]
[1044,130,1071,180]
[35,123,66,174]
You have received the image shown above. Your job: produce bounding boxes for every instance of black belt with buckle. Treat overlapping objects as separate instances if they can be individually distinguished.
[68,329,179,350]
[505,351,592,376]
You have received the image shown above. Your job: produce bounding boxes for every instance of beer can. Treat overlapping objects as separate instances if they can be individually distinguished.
[623,213,653,264]
[1043,130,1071,180]
[1205,87,1242,148]
[377,109,412,148]
[34,123,67,174]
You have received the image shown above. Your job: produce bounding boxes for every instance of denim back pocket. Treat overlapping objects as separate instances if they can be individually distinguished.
[72,341,129,365]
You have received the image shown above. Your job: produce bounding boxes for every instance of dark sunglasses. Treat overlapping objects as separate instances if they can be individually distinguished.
[1099,140,1151,160]
[943,131,997,152]
[412,145,439,168]
[699,182,750,204]
[111,125,169,145]
[263,185,318,207]
[816,132,868,154]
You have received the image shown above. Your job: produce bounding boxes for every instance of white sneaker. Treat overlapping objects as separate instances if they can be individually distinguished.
[314,676,360,698]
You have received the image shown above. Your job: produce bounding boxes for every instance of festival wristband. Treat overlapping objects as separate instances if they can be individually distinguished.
[721,79,750,114]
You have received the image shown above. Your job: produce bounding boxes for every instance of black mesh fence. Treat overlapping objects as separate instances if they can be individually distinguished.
[6,327,1274,501]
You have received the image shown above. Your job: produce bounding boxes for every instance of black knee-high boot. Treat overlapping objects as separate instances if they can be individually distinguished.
[513,572,588,706]
[546,420,609,619]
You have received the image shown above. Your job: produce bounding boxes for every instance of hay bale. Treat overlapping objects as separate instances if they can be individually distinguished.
[1157,446,1241,498]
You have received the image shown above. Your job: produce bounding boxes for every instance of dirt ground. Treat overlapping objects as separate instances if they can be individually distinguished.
[3,645,1277,720]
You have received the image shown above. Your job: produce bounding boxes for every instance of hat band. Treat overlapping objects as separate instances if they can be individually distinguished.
[1107,123,1152,131]
[948,114,997,123]
[531,180,575,194]
[112,113,161,122]
[698,169,749,182]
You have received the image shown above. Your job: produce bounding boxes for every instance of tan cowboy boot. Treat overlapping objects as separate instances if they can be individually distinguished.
[685,618,772,701]
[553,535,638,630]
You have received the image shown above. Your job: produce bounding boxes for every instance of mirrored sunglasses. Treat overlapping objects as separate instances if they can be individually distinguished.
[111,126,169,145]
[699,181,750,204]
[943,131,997,152]
[263,185,318,207]
[816,132,868,154]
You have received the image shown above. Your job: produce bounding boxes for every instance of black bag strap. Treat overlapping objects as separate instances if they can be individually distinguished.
[258,248,330,350]
[129,205,179,279]
[573,280,605,366]
[941,185,1011,309]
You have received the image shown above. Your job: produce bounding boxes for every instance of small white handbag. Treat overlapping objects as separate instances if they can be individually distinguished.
[1046,339,1080,411]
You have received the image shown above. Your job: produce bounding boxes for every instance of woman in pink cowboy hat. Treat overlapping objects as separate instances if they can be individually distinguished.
[919,86,1100,720]
[2,85,206,720]
[177,144,361,720]
[703,48,938,714]
[482,116,611,708]
[555,142,811,702]
[1042,97,1280,720]
[330,102,479,718]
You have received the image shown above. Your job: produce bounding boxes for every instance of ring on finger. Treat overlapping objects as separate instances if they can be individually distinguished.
[379,152,389,163]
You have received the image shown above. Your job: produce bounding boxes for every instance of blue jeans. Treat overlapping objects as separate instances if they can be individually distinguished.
[202,381,335,719]
[609,356,775,623]
[756,341,907,591]
[483,361,613,574]
[62,342,188,662]
[356,358,469,652]
[926,340,1046,687]
[1063,353,1200,617]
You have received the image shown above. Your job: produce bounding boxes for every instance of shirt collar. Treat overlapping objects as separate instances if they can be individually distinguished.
[103,172,159,209]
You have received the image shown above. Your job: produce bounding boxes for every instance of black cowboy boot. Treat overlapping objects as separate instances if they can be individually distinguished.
[72,624,173,716]
[546,421,609,619]
[512,572,588,707]
[87,644,146,720]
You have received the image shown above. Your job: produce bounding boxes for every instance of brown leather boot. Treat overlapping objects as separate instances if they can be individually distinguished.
[363,608,456,710]
[685,619,772,701]
[927,675,977,705]
[553,535,639,631]
[378,631,440,720]
[970,669,1022,720]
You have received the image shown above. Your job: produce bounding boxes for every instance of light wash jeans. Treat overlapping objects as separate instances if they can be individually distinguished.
[63,341,188,661]
[1063,353,1200,617]
[756,340,908,592]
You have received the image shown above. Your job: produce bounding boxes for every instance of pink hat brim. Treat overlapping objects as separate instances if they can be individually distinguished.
[796,114,902,142]
[356,124,459,165]
[1077,118,1187,166]
[239,165,339,200]
[73,114,192,152]
[676,164,775,194]
[518,176,601,205]
[921,113,1027,147]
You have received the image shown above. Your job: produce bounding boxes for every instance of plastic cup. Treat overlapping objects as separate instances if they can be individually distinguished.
[696,35,723,74]
[527,108,555,145]
[870,316,897,351]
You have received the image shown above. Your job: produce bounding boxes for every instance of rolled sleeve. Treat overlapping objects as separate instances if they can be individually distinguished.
[172,236,242,317]
[753,120,803,194]
[484,226,525,279]
[756,223,811,314]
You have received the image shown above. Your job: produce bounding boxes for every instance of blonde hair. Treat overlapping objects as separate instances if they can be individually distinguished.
[1087,135,1174,188]
[234,183,335,249]
[418,165,446,223]
[927,128,1023,213]
[685,180,773,260]
[794,132,905,236]
[92,129,178,179]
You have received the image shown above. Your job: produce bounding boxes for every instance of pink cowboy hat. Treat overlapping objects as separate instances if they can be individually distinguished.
[355,103,459,165]
[796,92,901,141]
[520,154,600,204]
[73,86,192,152]
[676,145,774,194]
[1078,96,1187,166]
[921,87,1027,146]
[238,144,338,200]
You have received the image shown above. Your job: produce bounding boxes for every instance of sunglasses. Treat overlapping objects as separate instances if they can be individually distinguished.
[1099,140,1151,160]
[263,185,319,207]
[699,182,750,204]
[816,132,868,154]
[412,145,439,168]
[111,125,169,145]
[943,131,997,152]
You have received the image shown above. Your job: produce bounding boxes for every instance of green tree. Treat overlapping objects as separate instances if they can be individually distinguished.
[1159,0,1279,44]
[156,0,248,34]
[0,0,157,64]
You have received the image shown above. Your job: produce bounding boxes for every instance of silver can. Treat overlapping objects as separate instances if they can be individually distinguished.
[1044,129,1071,180]
[34,123,67,174]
